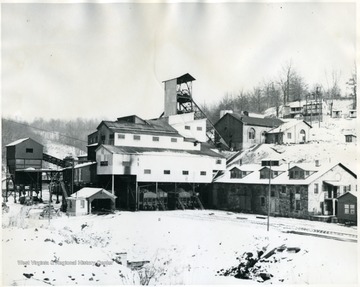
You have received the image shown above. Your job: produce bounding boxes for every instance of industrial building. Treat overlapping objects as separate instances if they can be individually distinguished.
[4,74,226,212]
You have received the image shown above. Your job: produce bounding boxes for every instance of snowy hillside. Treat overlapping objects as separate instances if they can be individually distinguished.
[227,117,357,172]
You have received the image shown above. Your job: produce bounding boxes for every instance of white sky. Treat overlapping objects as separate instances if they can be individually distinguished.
[1,2,356,121]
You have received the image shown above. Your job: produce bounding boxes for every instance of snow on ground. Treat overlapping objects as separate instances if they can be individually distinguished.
[2,198,358,286]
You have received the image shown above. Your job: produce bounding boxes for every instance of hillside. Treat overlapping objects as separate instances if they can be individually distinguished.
[226,117,357,171]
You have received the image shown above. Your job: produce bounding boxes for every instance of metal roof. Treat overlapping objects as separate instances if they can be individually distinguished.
[70,187,116,199]
[267,120,312,134]
[162,73,196,84]
[98,144,224,158]
[6,138,30,147]
[99,117,182,137]
[226,113,283,128]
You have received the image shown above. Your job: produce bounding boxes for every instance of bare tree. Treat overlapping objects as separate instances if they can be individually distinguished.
[346,64,357,109]
[278,61,293,105]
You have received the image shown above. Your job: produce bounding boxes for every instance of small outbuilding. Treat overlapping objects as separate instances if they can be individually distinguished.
[345,134,356,143]
[66,187,116,216]
[337,192,357,224]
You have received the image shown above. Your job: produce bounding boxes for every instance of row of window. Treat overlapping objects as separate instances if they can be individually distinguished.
[289,170,310,179]
[144,169,207,176]
[184,125,203,131]
[118,133,179,143]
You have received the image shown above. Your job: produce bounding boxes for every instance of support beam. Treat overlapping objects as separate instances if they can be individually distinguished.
[111,174,115,195]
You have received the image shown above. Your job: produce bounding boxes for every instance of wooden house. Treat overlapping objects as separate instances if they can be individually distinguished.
[214,112,283,151]
[337,192,357,224]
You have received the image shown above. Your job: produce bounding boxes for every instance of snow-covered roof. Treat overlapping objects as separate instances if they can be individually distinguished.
[289,163,321,171]
[6,138,30,146]
[70,188,116,199]
[267,120,312,134]
[97,144,224,159]
[215,162,356,185]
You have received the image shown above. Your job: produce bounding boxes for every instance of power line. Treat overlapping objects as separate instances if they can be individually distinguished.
[3,118,88,143]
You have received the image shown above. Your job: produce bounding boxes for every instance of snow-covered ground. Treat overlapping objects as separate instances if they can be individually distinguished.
[2,198,358,286]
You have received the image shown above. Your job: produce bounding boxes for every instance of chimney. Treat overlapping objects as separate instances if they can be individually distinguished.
[242,111,249,116]
[315,160,320,167]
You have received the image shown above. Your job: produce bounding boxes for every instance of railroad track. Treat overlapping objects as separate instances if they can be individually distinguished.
[166,211,358,242]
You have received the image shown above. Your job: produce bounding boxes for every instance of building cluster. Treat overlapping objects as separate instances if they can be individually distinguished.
[4,74,357,224]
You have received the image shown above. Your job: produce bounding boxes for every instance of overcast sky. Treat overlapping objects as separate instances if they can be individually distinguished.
[1,2,356,121]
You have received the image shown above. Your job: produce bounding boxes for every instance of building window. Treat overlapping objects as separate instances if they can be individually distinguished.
[171,138,177,143]
[101,135,105,143]
[350,204,355,214]
[296,200,301,211]
[197,126,203,131]
[273,171,278,177]
[344,204,349,214]
[133,135,141,141]
[248,128,255,140]
[287,133,292,139]
[348,185,351,191]
[200,171,206,176]
[100,161,108,166]
[182,170,189,175]
[289,171,294,179]
[164,170,170,175]
[118,134,125,139]
[152,136,159,142]
[144,169,151,174]
[80,200,85,208]
[216,159,222,164]
[260,197,265,207]
[305,171,310,177]
[314,183,319,194]
[281,186,286,194]
[230,168,241,179]
[26,148,34,153]
[185,125,191,130]
[69,200,72,209]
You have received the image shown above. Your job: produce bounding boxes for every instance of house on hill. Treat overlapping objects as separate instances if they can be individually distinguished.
[212,160,357,219]
[345,134,356,143]
[214,111,283,151]
[266,120,312,144]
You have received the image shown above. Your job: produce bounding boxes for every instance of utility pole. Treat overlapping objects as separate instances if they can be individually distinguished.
[267,161,272,232]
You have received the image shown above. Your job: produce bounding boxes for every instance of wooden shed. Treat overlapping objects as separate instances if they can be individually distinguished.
[66,187,116,216]
[337,192,357,224]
